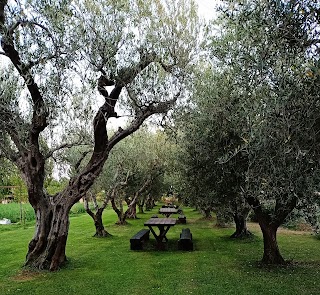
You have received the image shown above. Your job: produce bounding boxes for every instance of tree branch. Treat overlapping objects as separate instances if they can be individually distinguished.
[116,51,157,86]
[123,174,156,219]
[1,36,48,142]
[108,91,180,151]
[0,0,7,33]
[45,142,90,160]
[0,140,18,162]
[26,53,60,69]
[75,150,92,174]
[0,106,28,155]
[105,168,130,212]
[8,20,54,42]
[273,195,297,227]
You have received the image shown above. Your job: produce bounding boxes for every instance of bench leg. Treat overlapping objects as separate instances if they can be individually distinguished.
[130,241,143,250]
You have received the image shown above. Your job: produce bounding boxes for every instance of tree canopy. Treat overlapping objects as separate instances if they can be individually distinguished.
[0,0,201,270]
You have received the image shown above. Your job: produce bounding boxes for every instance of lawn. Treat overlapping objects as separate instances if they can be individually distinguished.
[0,205,319,295]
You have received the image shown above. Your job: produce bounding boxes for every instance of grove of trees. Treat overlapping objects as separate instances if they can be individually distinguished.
[172,0,320,264]
[1,0,320,271]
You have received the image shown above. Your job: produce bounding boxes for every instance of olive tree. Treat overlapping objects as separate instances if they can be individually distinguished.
[213,0,320,264]
[172,65,251,235]
[0,0,200,270]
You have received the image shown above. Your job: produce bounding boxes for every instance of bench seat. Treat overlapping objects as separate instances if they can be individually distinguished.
[178,228,193,251]
[178,214,186,224]
[130,229,150,250]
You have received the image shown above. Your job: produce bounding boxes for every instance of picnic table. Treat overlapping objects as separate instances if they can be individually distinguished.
[159,207,178,217]
[144,217,176,249]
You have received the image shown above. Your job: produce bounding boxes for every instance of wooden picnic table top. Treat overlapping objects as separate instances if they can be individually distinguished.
[144,218,176,226]
[159,208,178,214]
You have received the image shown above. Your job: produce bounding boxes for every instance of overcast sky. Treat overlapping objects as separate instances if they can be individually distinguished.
[196,0,221,20]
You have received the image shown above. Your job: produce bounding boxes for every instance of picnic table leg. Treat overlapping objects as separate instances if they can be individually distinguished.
[147,226,165,249]
[146,225,173,250]
[158,225,172,242]
[148,226,158,240]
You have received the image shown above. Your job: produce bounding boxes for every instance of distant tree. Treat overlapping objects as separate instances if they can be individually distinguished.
[172,66,251,236]
[90,129,168,226]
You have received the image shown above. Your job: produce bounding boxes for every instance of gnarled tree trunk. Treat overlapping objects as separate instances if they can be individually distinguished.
[138,198,145,214]
[230,209,252,238]
[111,198,127,225]
[84,194,112,237]
[246,196,297,265]
[25,201,69,270]
[126,201,138,219]
[260,222,284,264]
[86,208,112,237]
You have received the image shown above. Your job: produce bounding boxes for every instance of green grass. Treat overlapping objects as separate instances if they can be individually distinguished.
[0,206,320,295]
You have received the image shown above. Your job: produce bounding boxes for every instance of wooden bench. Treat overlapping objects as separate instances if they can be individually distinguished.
[151,214,158,218]
[130,229,150,250]
[178,228,193,251]
[178,214,186,224]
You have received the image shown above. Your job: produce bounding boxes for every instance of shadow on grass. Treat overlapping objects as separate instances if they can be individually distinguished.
[219,234,261,244]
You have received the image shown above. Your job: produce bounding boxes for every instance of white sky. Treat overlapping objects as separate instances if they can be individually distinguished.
[196,0,221,20]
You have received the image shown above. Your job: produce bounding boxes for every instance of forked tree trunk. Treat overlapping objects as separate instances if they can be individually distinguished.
[230,211,252,238]
[246,196,296,265]
[145,196,153,211]
[25,202,70,271]
[116,214,127,225]
[203,209,212,219]
[260,223,285,265]
[138,202,144,214]
[86,208,112,237]
[126,203,137,219]
[84,195,112,237]
[111,198,127,225]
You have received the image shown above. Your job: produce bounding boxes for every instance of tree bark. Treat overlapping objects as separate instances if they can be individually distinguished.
[259,222,285,265]
[126,202,137,219]
[86,208,112,237]
[84,193,112,237]
[230,209,252,238]
[138,197,145,214]
[111,197,127,225]
[245,196,296,265]
[25,201,69,271]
